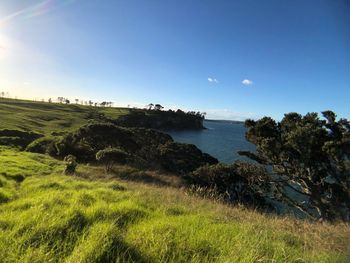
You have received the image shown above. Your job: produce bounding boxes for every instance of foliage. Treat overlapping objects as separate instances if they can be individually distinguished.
[96,147,128,172]
[0,148,349,262]
[25,136,59,154]
[239,111,350,221]
[115,108,205,130]
[64,155,77,175]
[190,162,270,207]
[55,123,137,162]
[157,142,218,174]
[55,123,216,174]
[0,129,43,149]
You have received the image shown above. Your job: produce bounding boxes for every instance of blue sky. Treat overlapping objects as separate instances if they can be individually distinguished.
[0,0,349,120]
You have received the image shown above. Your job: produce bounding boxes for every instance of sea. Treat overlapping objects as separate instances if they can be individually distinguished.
[167,120,255,164]
[168,120,309,217]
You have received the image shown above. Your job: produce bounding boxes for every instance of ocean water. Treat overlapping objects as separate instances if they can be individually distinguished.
[167,120,255,164]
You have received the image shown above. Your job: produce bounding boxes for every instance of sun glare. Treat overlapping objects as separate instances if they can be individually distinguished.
[0,34,9,59]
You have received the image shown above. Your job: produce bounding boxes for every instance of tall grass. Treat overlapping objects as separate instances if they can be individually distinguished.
[0,147,349,262]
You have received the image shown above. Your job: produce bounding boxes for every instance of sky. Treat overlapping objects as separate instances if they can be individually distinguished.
[0,0,349,120]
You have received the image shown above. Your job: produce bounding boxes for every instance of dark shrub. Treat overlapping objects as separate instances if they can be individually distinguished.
[63,155,77,175]
[190,161,270,208]
[157,142,218,174]
[96,147,129,172]
[0,129,43,149]
[56,123,138,162]
[54,122,218,174]
[115,108,204,130]
[25,137,59,154]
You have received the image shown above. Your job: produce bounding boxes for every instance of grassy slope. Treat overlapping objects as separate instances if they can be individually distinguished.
[0,147,349,263]
[0,99,128,135]
[0,99,349,262]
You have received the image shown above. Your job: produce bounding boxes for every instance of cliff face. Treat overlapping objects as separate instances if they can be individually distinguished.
[114,109,205,130]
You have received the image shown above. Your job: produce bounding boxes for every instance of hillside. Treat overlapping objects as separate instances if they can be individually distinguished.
[0,98,129,135]
[0,98,349,262]
[0,99,204,135]
[1,147,349,262]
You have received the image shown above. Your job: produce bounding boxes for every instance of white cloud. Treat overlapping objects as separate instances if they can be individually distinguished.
[242,79,253,86]
[208,77,219,83]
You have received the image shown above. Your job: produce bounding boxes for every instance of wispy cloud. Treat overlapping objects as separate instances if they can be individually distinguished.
[242,79,253,86]
[208,77,219,83]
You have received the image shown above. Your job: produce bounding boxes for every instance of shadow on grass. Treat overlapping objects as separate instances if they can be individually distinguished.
[109,166,184,188]
[101,237,149,263]
[78,164,183,188]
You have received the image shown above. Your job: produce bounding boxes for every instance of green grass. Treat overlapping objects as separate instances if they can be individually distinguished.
[0,147,349,262]
[0,98,129,135]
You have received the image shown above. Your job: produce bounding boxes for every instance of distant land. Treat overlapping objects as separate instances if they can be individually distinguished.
[205,119,244,124]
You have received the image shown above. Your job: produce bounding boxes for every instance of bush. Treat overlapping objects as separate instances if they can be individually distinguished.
[157,142,218,174]
[96,148,128,172]
[54,122,217,174]
[0,129,43,149]
[190,161,270,208]
[63,155,77,175]
[25,137,59,154]
[55,123,138,162]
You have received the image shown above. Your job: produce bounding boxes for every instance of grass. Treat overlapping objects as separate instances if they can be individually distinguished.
[0,98,349,262]
[0,146,349,262]
[0,98,129,135]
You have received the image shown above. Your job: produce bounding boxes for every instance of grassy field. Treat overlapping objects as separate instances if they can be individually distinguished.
[0,99,349,262]
[0,147,349,262]
[0,98,128,135]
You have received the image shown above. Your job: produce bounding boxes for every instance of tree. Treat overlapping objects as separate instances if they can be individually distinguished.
[154,104,164,111]
[239,111,350,221]
[96,147,128,172]
[146,103,154,110]
[75,99,79,104]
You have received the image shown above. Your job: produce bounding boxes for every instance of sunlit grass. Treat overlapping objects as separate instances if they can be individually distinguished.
[0,147,349,262]
[0,98,129,135]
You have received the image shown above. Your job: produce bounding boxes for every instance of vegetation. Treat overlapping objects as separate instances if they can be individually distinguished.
[0,98,349,262]
[115,108,206,130]
[96,148,129,172]
[1,147,349,262]
[0,98,128,136]
[0,129,43,149]
[51,122,217,174]
[157,141,218,174]
[189,162,271,208]
[239,111,350,221]
[64,155,78,175]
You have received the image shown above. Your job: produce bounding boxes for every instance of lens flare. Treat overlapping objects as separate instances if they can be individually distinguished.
[0,0,77,26]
